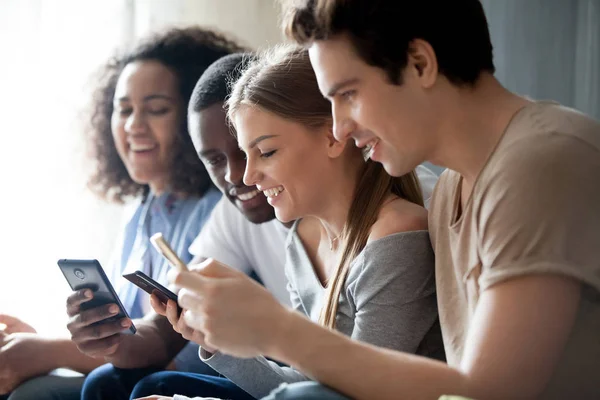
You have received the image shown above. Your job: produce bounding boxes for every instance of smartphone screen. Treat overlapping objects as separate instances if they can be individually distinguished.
[58,259,136,334]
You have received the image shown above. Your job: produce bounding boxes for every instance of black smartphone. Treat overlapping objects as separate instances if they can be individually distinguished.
[123,270,181,313]
[58,259,136,334]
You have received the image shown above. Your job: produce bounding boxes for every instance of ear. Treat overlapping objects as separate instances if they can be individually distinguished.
[406,39,438,89]
[324,126,347,159]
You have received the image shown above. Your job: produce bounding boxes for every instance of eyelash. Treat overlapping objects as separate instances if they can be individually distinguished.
[116,107,170,116]
[340,90,356,101]
[207,156,225,166]
[148,108,169,116]
[260,150,277,159]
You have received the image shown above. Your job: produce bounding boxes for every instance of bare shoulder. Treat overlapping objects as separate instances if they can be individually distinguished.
[368,198,428,242]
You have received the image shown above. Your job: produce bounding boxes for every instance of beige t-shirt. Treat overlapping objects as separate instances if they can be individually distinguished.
[429,102,600,399]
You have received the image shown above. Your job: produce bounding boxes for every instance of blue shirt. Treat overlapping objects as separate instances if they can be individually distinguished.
[110,188,221,372]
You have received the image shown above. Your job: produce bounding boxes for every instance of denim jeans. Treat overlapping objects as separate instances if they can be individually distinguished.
[82,364,253,400]
[131,371,255,400]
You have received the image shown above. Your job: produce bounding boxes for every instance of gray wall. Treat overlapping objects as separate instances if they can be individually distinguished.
[482,0,599,120]
[428,0,600,175]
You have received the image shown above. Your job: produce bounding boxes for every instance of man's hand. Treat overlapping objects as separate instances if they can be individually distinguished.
[0,315,37,334]
[149,294,216,353]
[65,289,132,358]
[169,259,292,359]
[0,332,54,394]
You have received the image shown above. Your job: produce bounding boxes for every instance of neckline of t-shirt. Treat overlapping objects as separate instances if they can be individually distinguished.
[290,218,429,290]
[290,224,328,290]
[449,100,550,229]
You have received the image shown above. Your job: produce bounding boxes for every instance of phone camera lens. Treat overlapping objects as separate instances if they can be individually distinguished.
[74,269,86,280]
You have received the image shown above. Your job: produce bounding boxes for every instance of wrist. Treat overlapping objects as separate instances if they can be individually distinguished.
[37,337,69,371]
[265,308,306,361]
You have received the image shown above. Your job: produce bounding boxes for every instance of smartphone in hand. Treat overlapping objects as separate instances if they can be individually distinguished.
[150,233,188,272]
[58,259,136,334]
[123,270,181,314]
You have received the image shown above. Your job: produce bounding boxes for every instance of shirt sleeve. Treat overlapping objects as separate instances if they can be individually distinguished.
[477,134,600,292]
[188,198,252,274]
[200,350,309,399]
[199,256,310,399]
[348,231,442,356]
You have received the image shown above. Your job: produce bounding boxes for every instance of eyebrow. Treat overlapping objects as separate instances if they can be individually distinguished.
[248,134,279,149]
[115,94,176,103]
[326,78,359,98]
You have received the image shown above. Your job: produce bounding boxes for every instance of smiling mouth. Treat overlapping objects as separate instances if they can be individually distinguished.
[362,139,379,161]
[235,189,262,202]
[130,143,158,152]
[263,186,284,198]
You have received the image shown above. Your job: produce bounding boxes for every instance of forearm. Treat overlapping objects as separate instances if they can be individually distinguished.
[270,311,471,400]
[48,338,105,374]
[105,316,187,369]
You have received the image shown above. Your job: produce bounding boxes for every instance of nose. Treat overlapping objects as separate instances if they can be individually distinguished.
[124,110,147,135]
[243,154,262,187]
[331,103,355,142]
[224,156,245,186]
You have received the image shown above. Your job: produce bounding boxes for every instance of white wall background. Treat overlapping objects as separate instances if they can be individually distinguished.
[131,0,283,49]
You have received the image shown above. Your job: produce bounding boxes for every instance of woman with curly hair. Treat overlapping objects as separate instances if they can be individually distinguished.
[0,27,244,400]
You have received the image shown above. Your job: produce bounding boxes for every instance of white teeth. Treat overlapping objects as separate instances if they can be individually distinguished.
[362,139,378,161]
[130,143,157,152]
[263,186,284,198]
[237,189,261,201]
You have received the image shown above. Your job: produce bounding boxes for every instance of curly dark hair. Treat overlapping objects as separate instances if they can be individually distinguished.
[86,27,247,203]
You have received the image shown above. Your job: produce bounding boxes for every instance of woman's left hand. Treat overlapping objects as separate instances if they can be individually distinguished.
[168,259,292,359]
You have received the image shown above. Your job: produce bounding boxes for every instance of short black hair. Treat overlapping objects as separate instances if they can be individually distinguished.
[283,0,495,86]
[190,52,253,112]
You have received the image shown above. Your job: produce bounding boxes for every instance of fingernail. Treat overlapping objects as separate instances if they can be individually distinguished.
[109,305,119,314]
[121,319,130,328]
[84,290,93,298]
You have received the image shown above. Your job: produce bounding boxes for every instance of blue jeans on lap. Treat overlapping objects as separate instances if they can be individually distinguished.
[81,364,163,400]
[131,371,255,400]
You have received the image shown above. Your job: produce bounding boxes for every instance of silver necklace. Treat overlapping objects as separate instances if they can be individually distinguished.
[329,235,341,251]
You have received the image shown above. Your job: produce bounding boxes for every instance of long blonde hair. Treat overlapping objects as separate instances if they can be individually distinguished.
[227,45,423,329]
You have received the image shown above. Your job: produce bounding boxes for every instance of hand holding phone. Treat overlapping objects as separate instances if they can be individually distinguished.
[59,259,136,336]
[150,233,188,272]
[123,270,181,314]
